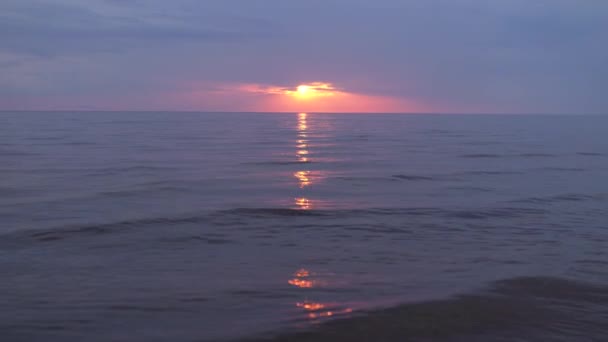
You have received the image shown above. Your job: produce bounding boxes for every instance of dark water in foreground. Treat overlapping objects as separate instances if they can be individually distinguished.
[1,112,607,341]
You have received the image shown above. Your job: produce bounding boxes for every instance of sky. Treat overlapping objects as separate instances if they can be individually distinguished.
[1,0,607,114]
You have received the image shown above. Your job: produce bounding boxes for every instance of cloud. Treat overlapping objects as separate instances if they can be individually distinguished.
[0,0,277,57]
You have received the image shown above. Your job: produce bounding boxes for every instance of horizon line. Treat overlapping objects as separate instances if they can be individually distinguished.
[0,110,597,116]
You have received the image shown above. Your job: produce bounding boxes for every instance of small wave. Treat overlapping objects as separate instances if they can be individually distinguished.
[108,304,194,313]
[462,141,504,146]
[540,167,586,172]
[338,134,370,142]
[575,259,608,266]
[349,208,443,217]
[0,165,182,177]
[178,297,210,303]
[460,153,558,159]
[99,186,192,198]
[246,161,312,166]
[424,129,452,134]
[161,235,235,244]
[547,193,598,202]
[87,165,176,176]
[448,207,546,219]
[459,153,502,158]
[227,289,295,299]
[392,174,435,181]
[0,186,30,196]
[219,207,546,220]
[445,186,495,193]
[0,149,38,156]
[216,206,548,221]
[423,129,468,137]
[27,136,70,141]
[219,208,325,217]
[2,204,561,244]
[512,193,605,205]
[65,141,97,146]
[518,153,557,158]
[577,152,604,156]
[462,170,523,176]
[17,215,212,242]
[335,176,398,183]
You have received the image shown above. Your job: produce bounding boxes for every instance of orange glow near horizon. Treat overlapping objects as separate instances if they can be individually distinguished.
[272,82,420,112]
[189,81,424,113]
[234,82,339,99]
[175,80,428,113]
[297,85,310,96]
[292,83,338,100]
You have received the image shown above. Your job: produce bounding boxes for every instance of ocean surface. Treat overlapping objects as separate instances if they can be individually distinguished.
[1,112,608,341]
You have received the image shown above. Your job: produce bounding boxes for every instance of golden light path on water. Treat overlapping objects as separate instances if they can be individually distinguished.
[294,197,312,210]
[289,114,354,320]
[292,112,334,210]
[296,112,309,164]
[288,268,353,321]
[294,171,311,188]
[294,112,313,209]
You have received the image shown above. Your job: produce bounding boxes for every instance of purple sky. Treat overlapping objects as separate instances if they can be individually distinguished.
[1,0,607,113]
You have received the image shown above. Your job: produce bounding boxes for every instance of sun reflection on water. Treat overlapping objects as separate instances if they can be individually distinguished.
[296,302,325,311]
[295,269,310,277]
[288,268,354,321]
[288,278,314,288]
[298,113,308,132]
[306,307,353,320]
[294,113,314,205]
[296,113,310,164]
[288,267,315,288]
[285,114,355,324]
[294,171,311,188]
[290,113,334,210]
[294,197,312,210]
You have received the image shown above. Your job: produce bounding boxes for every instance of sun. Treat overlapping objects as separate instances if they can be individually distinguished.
[289,82,339,101]
[294,83,335,99]
[297,85,311,96]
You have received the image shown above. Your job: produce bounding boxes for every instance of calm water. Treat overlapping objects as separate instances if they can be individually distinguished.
[1,112,608,341]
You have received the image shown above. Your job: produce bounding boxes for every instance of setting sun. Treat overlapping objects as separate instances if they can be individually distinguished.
[214,80,423,112]
[297,85,311,96]
[291,82,337,99]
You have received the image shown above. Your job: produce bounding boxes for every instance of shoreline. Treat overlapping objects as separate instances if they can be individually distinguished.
[246,276,608,341]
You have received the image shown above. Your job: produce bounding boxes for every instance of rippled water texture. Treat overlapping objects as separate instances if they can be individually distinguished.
[1,112,607,341]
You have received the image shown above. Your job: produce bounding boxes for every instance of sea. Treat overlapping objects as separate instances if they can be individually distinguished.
[1,112,607,341]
